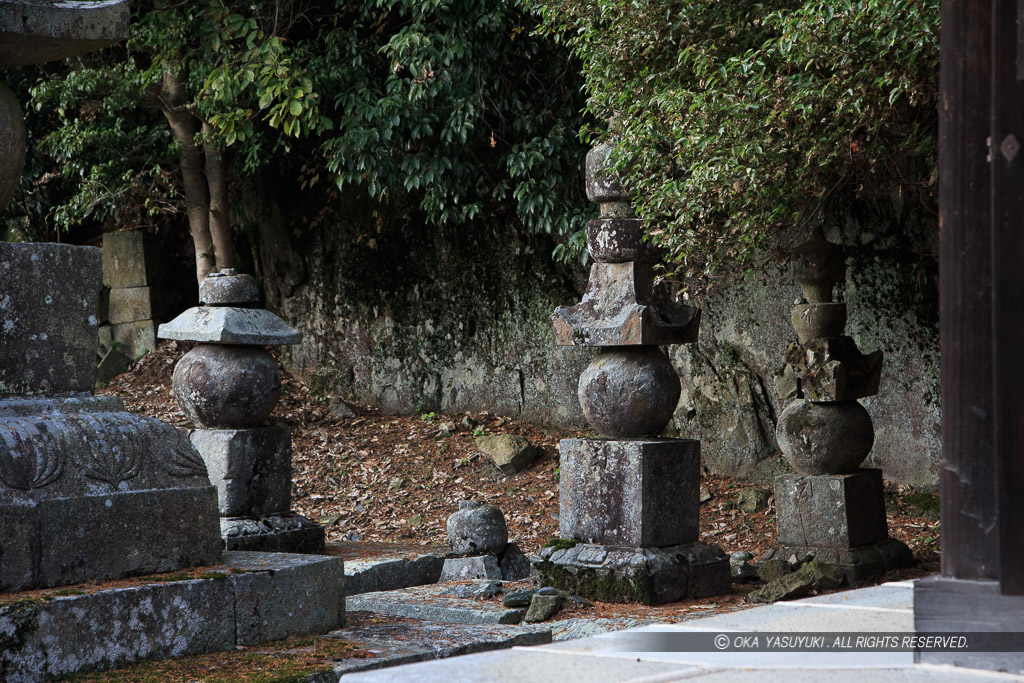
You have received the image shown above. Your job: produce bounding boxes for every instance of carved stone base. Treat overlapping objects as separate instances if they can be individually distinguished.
[222,512,325,554]
[532,542,730,605]
[0,409,222,592]
[760,537,913,585]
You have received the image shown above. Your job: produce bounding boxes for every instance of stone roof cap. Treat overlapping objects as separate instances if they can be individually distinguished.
[158,307,302,346]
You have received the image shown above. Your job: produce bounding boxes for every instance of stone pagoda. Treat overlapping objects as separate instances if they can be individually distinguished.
[535,131,730,604]
[763,228,913,582]
[159,269,325,553]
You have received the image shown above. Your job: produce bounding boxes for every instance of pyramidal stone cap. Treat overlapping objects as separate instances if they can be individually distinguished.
[159,306,301,346]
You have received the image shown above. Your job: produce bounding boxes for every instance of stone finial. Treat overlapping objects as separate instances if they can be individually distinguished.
[200,270,259,306]
[790,227,845,303]
[159,272,300,428]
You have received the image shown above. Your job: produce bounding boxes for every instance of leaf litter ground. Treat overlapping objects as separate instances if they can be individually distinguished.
[87,342,943,680]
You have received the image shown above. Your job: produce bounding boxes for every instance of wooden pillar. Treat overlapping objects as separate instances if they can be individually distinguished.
[914,0,1024,673]
[992,0,1024,597]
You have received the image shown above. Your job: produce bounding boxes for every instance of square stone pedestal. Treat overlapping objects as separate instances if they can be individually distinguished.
[536,438,730,604]
[190,426,325,553]
[559,438,700,547]
[765,469,912,584]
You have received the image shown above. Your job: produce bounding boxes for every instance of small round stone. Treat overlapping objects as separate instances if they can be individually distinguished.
[578,348,681,438]
[172,345,281,428]
[200,272,259,306]
[776,399,874,474]
[447,503,508,555]
[537,586,559,596]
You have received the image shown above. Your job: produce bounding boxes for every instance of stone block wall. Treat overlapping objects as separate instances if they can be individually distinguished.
[98,231,166,366]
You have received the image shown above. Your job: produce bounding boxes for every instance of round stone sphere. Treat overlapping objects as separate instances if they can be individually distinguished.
[776,399,874,474]
[578,347,680,438]
[0,81,27,210]
[173,345,281,428]
[447,501,508,555]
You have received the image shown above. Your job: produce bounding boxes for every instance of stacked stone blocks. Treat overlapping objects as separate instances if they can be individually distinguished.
[765,229,912,582]
[538,130,730,604]
[99,231,166,367]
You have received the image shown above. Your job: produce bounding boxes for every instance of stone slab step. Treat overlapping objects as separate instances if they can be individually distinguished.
[0,551,346,682]
[346,583,527,625]
[308,612,551,680]
[330,542,447,596]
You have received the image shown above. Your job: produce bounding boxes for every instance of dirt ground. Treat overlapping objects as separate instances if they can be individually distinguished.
[99,341,941,571]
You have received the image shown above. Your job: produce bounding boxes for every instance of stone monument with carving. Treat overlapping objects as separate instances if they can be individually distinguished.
[763,228,913,581]
[159,269,326,552]
[535,130,730,604]
[0,5,344,678]
[0,0,225,593]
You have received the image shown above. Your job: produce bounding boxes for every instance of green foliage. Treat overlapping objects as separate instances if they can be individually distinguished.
[14,1,590,259]
[314,0,590,248]
[25,0,321,234]
[526,0,940,280]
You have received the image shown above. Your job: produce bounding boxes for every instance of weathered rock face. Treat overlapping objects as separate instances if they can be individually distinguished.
[252,196,593,428]
[248,190,940,487]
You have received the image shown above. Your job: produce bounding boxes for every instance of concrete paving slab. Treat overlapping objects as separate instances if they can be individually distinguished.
[653,665,1024,682]
[330,542,446,596]
[534,630,913,668]
[346,583,526,625]
[338,648,709,682]
[791,582,913,611]
[641,602,913,632]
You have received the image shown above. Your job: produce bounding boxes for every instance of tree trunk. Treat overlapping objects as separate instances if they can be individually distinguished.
[158,68,215,286]
[203,121,234,271]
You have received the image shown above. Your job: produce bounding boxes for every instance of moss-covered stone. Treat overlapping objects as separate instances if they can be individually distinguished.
[533,560,656,605]
[542,538,577,552]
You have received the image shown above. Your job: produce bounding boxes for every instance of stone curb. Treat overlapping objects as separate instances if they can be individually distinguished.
[0,551,345,682]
